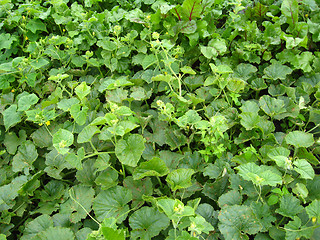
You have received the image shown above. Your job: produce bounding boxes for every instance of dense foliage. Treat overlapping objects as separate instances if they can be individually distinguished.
[1,0,320,239]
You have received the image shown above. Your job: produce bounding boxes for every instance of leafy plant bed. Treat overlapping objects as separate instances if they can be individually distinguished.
[1,0,320,239]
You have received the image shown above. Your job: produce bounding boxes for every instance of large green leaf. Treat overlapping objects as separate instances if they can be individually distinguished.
[294,159,315,179]
[93,186,132,223]
[77,125,100,143]
[306,200,320,224]
[285,131,314,148]
[281,0,299,26]
[17,93,39,111]
[129,206,170,240]
[2,104,22,130]
[236,163,282,186]
[218,205,261,240]
[12,140,38,173]
[275,195,303,218]
[284,216,313,240]
[133,157,169,180]
[115,134,145,167]
[60,185,95,223]
[166,168,195,191]
[21,215,53,240]
[263,62,292,80]
[75,82,91,100]
[259,95,286,118]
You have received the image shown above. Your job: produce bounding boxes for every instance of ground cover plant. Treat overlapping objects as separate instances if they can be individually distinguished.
[1,0,320,239]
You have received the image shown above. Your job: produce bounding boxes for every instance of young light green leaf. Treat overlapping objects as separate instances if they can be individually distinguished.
[157,198,195,223]
[166,168,195,191]
[115,134,145,167]
[188,215,214,235]
[70,104,88,125]
[75,82,91,100]
[101,227,125,240]
[285,131,314,148]
[52,129,74,155]
[129,206,170,240]
[133,157,169,180]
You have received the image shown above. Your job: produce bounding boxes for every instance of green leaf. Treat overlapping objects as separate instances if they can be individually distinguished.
[57,98,80,111]
[250,202,276,232]
[267,147,291,169]
[75,82,91,100]
[281,0,299,26]
[166,168,195,191]
[65,147,85,170]
[123,176,153,208]
[188,215,214,235]
[44,149,72,179]
[93,186,132,223]
[275,195,303,218]
[209,63,233,74]
[259,95,286,118]
[218,190,242,208]
[21,215,53,240]
[294,159,315,179]
[133,157,169,180]
[60,185,95,223]
[0,33,16,50]
[70,104,88,125]
[180,66,196,75]
[77,125,100,143]
[17,93,39,111]
[306,200,320,223]
[284,216,313,240]
[30,58,49,69]
[97,39,117,51]
[101,227,125,240]
[129,206,170,240]
[285,131,314,148]
[39,226,75,240]
[142,54,157,69]
[218,205,261,240]
[263,62,292,80]
[94,153,111,171]
[26,19,47,33]
[176,110,201,128]
[95,168,118,190]
[12,140,38,173]
[115,134,145,167]
[2,104,22,130]
[52,129,74,155]
[157,198,195,223]
[239,112,260,130]
[236,163,282,186]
